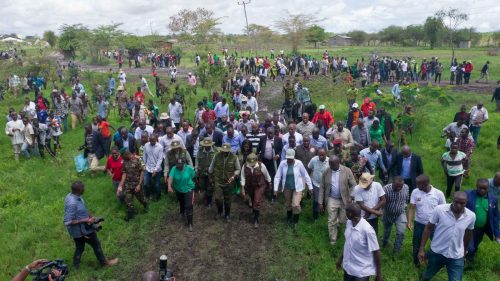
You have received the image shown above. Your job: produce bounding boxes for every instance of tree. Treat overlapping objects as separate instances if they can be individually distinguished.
[493,31,500,47]
[120,35,145,59]
[378,25,405,45]
[424,17,444,49]
[85,24,124,64]
[435,9,468,60]
[246,24,275,47]
[405,25,425,46]
[168,8,222,43]
[275,11,320,53]
[305,25,326,48]
[43,30,57,48]
[346,30,368,46]
[58,24,91,58]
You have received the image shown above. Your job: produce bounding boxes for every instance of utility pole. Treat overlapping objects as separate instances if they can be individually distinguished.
[237,0,252,54]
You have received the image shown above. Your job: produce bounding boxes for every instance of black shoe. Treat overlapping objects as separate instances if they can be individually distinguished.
[214,213,221,221]
[225,215,231,223]
[143,204,149,213]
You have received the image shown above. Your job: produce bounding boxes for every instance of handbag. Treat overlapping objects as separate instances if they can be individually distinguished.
[74,153,89,173]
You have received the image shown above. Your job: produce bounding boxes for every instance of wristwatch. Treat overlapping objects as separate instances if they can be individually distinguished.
[25,265,32,273]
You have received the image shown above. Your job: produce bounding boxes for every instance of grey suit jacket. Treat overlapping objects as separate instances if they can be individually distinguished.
[319,165,357,206]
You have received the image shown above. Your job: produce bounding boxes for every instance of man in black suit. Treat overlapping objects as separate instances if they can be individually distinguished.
[200,122,223,147]
[259,127,283,181]
[394,145,424,194]
[115,127,137,154]
[380,140,398,184]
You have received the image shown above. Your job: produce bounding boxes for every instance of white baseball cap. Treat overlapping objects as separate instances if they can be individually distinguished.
[285,149,295,159]
[352,103,359,109]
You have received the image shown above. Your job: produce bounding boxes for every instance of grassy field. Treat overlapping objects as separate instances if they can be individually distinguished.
[1,46,499,280]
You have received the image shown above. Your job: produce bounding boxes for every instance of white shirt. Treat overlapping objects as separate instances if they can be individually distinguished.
[354,182,385,219]
[159,134,185,154]
[213,102,229,118]
[274,160,313,192]
[23,102,36,119]
[168,102,183,123]
[307,156,330,187]
[134,125,154,141]
[343,218,380,278]
[282,132,303,147]
[247,96,258,113]
[429,204,476,259]
[5,119,25,145]
[410,186,446,224]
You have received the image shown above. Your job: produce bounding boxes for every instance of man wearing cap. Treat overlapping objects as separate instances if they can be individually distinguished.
[312,105,334,130]
[354,173,386,234]
[329,121,354,149]
[164,140,193,179]
[346,103,364,130]
[241,153,272,228]
[320,155,357,244]
[274,149,313,229]
[209,143,241,222]
[196,137,217,207]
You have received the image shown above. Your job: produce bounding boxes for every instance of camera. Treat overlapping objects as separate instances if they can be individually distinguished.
[159,255,174,281]
[31,259,68,281]
[86,217,105,232]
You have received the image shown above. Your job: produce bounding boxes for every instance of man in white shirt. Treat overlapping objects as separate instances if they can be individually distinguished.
[159,126,185,155]
[5,111,25,160]
[336,203,383,281]
[140,75,153,97]
[418,191,475,281]
[282,123,303,147]
[468,102,488,145]
[168,98,183,130]
[407,174,446,266]
[246,94,258,113]
[22,97,37,120]
[176,121,191,145]
[354,173,386,234]
[134,120,154,141]
[21,117,35,158]
[307,149,330,222]
[250,77,260,97]
[213,98,229,121]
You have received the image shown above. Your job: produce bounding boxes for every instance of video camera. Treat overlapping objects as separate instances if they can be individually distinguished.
[86,217,104,232]
[31,259,68,281]
[159,255,174,281]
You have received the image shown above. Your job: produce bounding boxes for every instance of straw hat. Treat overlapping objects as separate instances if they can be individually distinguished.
[246,153,258,165]
[358,173,375,189]
[159,113,170,120]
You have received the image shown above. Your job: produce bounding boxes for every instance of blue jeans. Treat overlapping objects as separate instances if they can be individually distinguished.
[423,250,464,281]
[469,125,481,145]
[21,143,31,158]
[466,227,486,263]
[144,171,161,199]
[413,221,435,266]
[382,213,407,252]
[312,185,320,215]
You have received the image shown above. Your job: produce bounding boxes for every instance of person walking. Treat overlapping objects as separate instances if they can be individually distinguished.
[196,137,216,207]
[394,145,424,194]
[336,203,383,281]
[209,143,241,222]
[308,149,330,222]
[418,192,475,281]
[441,143,467,198]
[240,153,272,228]
[318,156,357,244]
[468,102,488,145]
[117,151,148,221]
[354,173,386,234]
[274,149,313,230]
[143,134,164,201]
[407,174,446,267]
[5,111,25,161]
[382,176,409,254]
[168,159,196,232]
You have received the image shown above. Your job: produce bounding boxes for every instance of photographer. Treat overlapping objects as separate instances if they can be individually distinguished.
[11,259,60,281]
[63,181,119,269]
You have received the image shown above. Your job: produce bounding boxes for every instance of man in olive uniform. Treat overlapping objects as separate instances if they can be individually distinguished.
[328,138,350,164]
[196,137,216,207]
[282,79,295,102]
[164,140,193,180]
[117,151,148,221]
[209,143,241,222]
[241,153,272,228]
[115,85,128,119]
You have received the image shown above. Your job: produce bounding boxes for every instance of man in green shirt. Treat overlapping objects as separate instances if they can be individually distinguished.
[168,159,196,232]
[465,179,500,265]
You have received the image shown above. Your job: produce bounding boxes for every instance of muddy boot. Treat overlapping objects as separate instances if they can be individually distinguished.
[253,210,260,229]
[293,214,299,231]
[286,210,293,226]
[143,202,149,213]
[187,215,193,232]
[313,211,319,223]
[224,205,231,223]
[214,203,223,220]
[206,195,212,209]
[124,209,134,222]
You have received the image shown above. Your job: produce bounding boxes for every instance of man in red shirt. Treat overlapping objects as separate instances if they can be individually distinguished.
[312,104,334,129]
[361,97,376,117]
[97,116,115,156]
[201,103,217,124]
[464,61,474,84]
[106,147,124,200]
[134,86,145,105]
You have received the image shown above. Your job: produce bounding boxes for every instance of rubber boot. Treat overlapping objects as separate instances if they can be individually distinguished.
[143,202,149,213]
[224,204,231,222]
[293,214,299,231]
[313,211,319,223]
[125,209,134,222]
[254,210,260,229]
[286,210,293,225]
[214,203,223,220]
[206,195,212,208]
[187,215,193,232]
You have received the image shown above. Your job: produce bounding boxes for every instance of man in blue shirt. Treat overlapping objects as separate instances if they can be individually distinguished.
[63,181,118,269]
[108,74,115,96]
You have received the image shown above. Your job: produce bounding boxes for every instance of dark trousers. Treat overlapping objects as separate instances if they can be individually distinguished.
[413,221,435,266]
[404,178,415,198]
[367,217,379,235]
[144,171,161,200]
[423,250,464,281]
[466,227,486,263]
[344,271,370,281]
[446,174,463,197]
[434,73,442,83]
[176,190,194,225]
[73,232,106,267]
[262,158,277,201]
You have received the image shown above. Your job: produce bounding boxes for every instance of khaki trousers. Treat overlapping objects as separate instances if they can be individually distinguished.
[284,189,303,214]
[88,153,104,171]
[327,197,346,244]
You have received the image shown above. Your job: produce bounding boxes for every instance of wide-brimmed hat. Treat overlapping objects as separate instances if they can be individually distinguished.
[117,85,125,91]
[241,96,248,102]
[219,143,232,152]
[159,113,170,120]
[246,153,258,165]
[200,137,213,147]
[170,140,182,150]
[358,173,375,189]
[285,149,295,159]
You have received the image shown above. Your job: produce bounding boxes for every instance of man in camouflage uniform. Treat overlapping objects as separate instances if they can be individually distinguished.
[164,140,193,179]
[115,85,128,119]
[328,138,350,164]
[117,151,148,221]
[282,79,295,103]
[196,137,216,207]
[209,143,241,222]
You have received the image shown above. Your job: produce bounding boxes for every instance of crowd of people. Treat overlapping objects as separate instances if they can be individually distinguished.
[5,47,500,281]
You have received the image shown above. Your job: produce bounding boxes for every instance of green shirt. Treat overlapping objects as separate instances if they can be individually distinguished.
[169,165,195,193]
[284,165,295,190]
[369,126,385,144]
[475,196,488,228]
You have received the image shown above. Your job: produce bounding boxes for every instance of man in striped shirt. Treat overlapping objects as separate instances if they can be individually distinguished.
[382,176,409,254]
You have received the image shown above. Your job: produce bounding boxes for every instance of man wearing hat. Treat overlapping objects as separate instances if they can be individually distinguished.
[209,143,241,222]
[115,85,128,119]
[346,103,364,130]
[164,140,193,179]
[240,153,272,228]
[196,137,216,207]
[354,172,386,234]
[328,138,349,164]
[274,149,313,229]
[312,104,334,131]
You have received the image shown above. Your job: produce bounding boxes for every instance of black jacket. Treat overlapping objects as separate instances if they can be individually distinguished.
[200,130,224,147]
[80,131,105,160]
[115,134,137,154]
[394,153,424,188]
[258,137,283,162]
[381,148,398,176]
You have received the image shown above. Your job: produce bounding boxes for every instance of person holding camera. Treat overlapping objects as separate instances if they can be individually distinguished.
[11,259,61,281]
[63,181,119,269]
